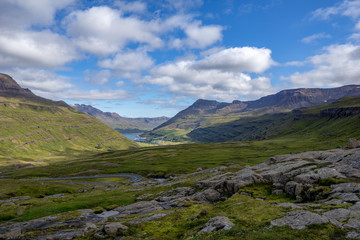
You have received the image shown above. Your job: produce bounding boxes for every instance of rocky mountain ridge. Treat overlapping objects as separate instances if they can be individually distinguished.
[72,104,169,133]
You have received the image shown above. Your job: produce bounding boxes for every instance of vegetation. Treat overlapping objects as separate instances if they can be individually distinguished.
[0,97,138,161]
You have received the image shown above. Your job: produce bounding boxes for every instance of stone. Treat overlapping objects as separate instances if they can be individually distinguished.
[277,203,302,209]
[294,168,345,184]
[331,183,360,193]
[323,208,350,222]
[270,210,329,230]
[97,210,119,218]
[331,193,360,203]
[0,227,21,239]
[36,229,84,240]
[136,194,153,201]
[194,189,222,203]
[347,138,360,149]
[104,222,128,236]
[196,167,203,171]
[200,216,235,233]
[128,212,172,224]
[114,200,164,217]
[84,222,97,232]
[346,231,360,239]
[345,218,360,230]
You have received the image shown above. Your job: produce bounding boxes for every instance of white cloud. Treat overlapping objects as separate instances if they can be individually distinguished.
[0,30,78,68]
[168,19,223,49]
[35,89,131,101]
[115,1,147,13]
[0,0,74,29]
[183,22,223,49]
[312,0,360,20]
[5,68,73,92]
[283,44,360,87]
[141,47,274,101]
[98,51,154,72]
[193,47,274,73]
[64,6,163,56]
[301,33,331,44]
[84,70,111,85]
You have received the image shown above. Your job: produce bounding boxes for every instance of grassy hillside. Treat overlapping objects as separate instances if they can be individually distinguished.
[188,96,360,143]
[143,86,360,143]
[0,97,138,161]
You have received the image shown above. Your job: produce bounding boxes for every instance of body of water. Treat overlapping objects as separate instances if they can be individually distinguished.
[122,132,144,142]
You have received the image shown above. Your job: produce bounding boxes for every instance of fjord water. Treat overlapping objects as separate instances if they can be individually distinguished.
[123,132,144,141]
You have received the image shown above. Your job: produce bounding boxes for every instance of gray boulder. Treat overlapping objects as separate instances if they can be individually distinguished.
[103,222,128,236]
[323,208,350,222]
[200,216,235,233]
[271,210,329,229]
[113,200,164,217]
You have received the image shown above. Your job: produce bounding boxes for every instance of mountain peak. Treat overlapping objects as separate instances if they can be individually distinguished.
[0,73,32,97]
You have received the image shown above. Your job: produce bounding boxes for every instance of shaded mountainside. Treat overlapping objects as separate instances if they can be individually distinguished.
[71,104,169,133]
[0,73,138,160]
[144,85,360,142]
[188,96,360,143]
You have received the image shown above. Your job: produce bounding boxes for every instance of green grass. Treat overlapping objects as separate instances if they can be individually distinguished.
[2,135,347,180]
[0,97,138,161]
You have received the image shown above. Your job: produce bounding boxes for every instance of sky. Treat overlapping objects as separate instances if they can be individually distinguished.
[0,0,360,117]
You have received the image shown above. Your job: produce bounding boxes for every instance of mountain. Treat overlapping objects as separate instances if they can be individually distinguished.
[71,104,169,133]
[0,73,138,160]
[143,85,360,142]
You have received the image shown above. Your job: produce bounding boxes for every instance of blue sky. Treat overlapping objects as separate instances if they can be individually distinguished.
[0,0,360,117]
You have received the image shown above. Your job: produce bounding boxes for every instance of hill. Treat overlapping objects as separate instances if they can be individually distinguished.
[143,85,360,142]
[0,73,138,161]
[71,104,169,133]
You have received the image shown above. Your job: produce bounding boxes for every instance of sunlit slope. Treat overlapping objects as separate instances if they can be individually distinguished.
[0,74,138,160]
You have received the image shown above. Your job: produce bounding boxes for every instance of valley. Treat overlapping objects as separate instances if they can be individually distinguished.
[1,73,360,239]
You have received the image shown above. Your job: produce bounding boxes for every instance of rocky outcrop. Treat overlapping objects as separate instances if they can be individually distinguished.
[271,210,329,229]
[2,146,360,239]
[200,216,235,233]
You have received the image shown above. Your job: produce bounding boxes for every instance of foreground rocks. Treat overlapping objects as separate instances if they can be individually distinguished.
[1,146,360,239]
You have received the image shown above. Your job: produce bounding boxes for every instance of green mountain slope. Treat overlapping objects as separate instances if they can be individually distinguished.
[0,73,138,160]
[71,104,169,133]
[188,96,360,143]
[143,85,360,142]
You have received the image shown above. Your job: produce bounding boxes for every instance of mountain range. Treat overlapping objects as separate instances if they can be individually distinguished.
[71,104,169,133]
[143,85,360,142]
[0,73,137,160]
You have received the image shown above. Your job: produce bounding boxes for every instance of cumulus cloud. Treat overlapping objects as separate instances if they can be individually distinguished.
[168,19,223,49]
[301,33,331,44]
[64,6,163,56]
[0,30,78,68]
[0,0,74,29]
[283,44,360,87]
[141,47,274,101]
[5,68,73,92]
[192,47,274,73]
[98,51,154,72]
[84,70,111,85]
[35,89,131,101]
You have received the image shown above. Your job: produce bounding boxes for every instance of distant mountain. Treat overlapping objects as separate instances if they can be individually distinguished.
[143,85,360,142]
[71,104,169,133]
[0,73,138,160]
